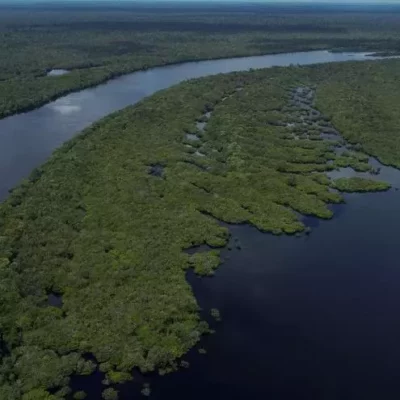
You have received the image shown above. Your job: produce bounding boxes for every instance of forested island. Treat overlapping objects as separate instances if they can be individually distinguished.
[0,54,399,398]
[1,2,400,118]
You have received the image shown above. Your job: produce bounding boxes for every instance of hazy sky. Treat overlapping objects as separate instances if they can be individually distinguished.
[107,0,400,2]
[1,0,399,4]
[3,0,400,3]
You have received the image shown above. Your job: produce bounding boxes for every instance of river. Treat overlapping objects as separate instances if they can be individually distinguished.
[2,50,400,399]
[0,50,383,201]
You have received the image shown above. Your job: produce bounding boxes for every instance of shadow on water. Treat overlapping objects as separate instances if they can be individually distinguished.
[184,244,214,255]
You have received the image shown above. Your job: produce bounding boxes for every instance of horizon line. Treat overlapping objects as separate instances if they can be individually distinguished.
[1,0,400,4]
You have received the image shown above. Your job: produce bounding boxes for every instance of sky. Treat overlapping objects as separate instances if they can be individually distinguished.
[90,0,400,2]
[2,0,400,3]
[1,0,400,4]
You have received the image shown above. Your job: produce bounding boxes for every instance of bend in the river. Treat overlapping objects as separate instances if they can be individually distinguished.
[0,50,386,201]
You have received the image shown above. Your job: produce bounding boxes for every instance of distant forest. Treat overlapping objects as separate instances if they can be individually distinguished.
[0,3,400,118]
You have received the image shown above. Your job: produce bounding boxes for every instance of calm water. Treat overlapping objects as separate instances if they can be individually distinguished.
[0,50,379,200]
[2,50,400,399]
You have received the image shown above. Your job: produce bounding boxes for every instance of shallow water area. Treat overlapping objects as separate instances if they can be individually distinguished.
[327,156,400,188]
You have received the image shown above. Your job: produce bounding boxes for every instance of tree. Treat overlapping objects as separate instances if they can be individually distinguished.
[102,388,118,400]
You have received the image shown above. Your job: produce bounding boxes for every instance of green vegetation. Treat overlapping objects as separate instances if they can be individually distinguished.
[314,60,400,167]
[0,55,396,398]
[333,151,372,172]
[106,371,133,384]
[189,251,221,276]
[210,309,221,322]
[73,392,87,400]
[333,177,391,193]
[102,388,118,400]
[1,4,400,118]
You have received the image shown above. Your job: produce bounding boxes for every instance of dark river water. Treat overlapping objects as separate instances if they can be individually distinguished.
[2,50,400,399]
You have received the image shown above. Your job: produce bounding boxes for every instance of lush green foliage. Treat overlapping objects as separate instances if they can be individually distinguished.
[1,4,400,118]
[314,60,400,167]
[73,392,86,400]
[333,177,391,192]
[0,59,395,398]
[102,388,118,400]
[189,251,221,277]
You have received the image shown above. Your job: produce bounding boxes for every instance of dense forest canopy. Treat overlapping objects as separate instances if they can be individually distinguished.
[1,4,400,118]
[0,57,398,399]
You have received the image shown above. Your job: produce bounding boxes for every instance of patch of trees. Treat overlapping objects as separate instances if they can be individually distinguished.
[333,177,391,192]
[314,60,400,167]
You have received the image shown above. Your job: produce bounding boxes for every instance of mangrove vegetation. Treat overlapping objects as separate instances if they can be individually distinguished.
[0,58,397,399]
[333,177,391,193]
